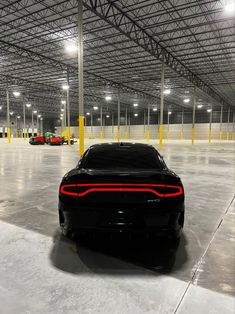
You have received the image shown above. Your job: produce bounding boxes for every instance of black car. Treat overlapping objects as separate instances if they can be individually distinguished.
[59,143,185,241]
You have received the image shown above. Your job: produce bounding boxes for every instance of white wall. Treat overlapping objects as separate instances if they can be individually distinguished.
[55,122,234,141]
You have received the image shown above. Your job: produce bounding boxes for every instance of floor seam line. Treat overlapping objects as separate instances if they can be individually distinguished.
[174,195,235,313]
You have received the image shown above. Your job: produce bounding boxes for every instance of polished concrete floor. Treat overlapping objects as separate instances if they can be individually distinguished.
[0,138,234,313]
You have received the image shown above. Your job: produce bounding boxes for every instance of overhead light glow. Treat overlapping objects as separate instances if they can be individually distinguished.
[207,109,212,113]
[168,111,172,115]
[224,1,235,14]
[164,89,171,95]
[133,103,138,107]
[26,103,31,108]
[61,108,64,112]
[65,43,77,53]
[106,115,110,118]
[153,108,158,111]
[184,98,190,103]
[38,114,41,118]
[62,85,69,90]
[93,106,98,110]
[197,104,203,109]
[0,106,2,110]
[86,112,90,116]
[10,111,14,115]
[60,117,63,120]
[17,115,21,119]
[61,100,66,105]
[105,95,112,101]
[33,110,37,114]
[134,113,138,117]
[13,91,20,97]
[40,117,43,121]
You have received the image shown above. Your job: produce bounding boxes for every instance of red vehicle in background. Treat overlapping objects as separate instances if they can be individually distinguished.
[29,135,45,145]
[48,135,62,145]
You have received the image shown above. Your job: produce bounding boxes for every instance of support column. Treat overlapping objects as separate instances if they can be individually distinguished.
[146,106,150,141]
[143,110,146,139]
[128,114,131,139]
[23,98,26,140]
[192,85,196,144]
[232,112,235,141]
[41,119,43,135]
[167,111,170,140]
[226,107,230,140]
[117,89,120,142]
[180,109,184,139]
[32,110,34,137]
[100,105,103,140]
[67,68,71,145]
[6,86,10,143]
[209,109,212,143]
[78,0,84,156]
[111,112,114,139]
[37,115,39,136]
[159,59,164,149]
[124,108,128,139]
[219,105,223,141]
[90,111,94,139]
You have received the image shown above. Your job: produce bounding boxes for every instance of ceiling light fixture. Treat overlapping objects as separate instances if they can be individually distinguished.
[164,89,171,95]
[207,109,212,113]
[10,111,14,115]
[13,91,21,97]
[133,103,138,107]
[153,108,158,111]
[86,112,90,116]
[17,115,21,119]
[65,43,77,53]
[134,113,138,117]
[33,110,37,114]
[105,95,112,101]
[0,106,2,110]
[197,104,203,109]
[184,98,190,103]
[93,106,98,110]
[106,115,110,118]
[26,103,31,108]
[62,85,69,90]
[168,111,172,115]
[61,100,66,105]
[224,1,235,14]
[61,108,64,112]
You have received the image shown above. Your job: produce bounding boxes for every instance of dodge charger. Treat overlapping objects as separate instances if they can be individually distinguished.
[58,143,185,241]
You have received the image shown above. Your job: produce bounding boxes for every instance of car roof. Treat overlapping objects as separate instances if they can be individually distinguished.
[88,142,159,153]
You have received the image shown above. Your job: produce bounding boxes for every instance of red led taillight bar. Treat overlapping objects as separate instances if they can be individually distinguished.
[60,183,183,198]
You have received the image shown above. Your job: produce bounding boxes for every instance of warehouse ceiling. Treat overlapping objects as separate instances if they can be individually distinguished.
[0,0,234,119]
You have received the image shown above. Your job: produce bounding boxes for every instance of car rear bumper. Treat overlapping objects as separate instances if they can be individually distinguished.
[59,201,184,237]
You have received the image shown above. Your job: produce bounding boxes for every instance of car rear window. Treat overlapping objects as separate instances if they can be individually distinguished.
[83,147,163,170]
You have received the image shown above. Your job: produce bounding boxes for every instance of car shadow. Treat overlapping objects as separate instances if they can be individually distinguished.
[50,231,188,275]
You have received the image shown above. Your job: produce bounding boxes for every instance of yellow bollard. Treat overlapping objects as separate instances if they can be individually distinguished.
[100,131,103,140]
[111,132,114,140]
[124,132,128,140]
[166,132,170,140]
[146,130,150,142]
[180,132,184,140]
[232,132,234,141]
[191,127,195,145]
[67,127,71,145]
[24,131,27,141]
[209,130,212,143]
[219,131,223,142]
[226,132,229,141]
[159,124,163,149]
[79,115,85,156]
[117,127,120,143]
[7,128,11,143]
